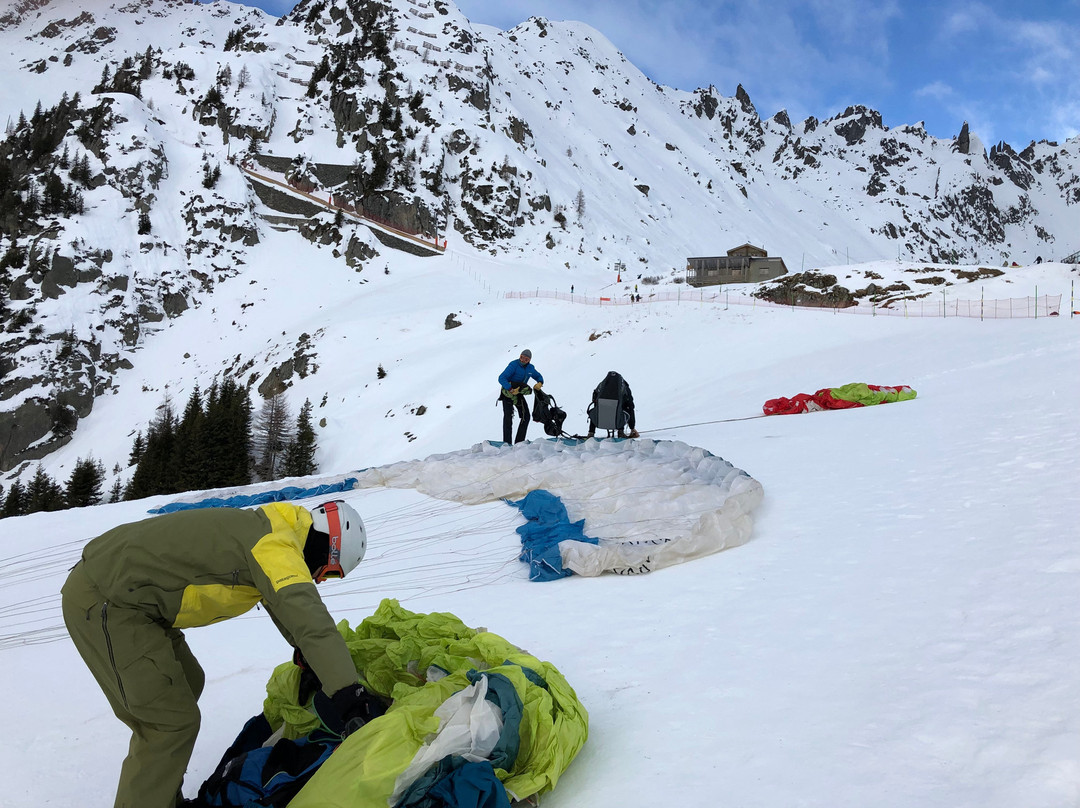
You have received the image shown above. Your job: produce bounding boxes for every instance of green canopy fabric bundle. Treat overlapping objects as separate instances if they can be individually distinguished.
[263,598,588,807]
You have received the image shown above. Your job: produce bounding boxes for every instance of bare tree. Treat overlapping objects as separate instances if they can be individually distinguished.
[252,393,292,481]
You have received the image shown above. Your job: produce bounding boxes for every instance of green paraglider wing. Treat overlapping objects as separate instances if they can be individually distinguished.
[265,599,588,808]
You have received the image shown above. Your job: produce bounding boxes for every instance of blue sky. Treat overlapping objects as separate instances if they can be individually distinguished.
[237,0,1080,148]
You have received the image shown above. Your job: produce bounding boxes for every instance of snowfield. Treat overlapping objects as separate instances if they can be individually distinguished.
[1,235,1078,807]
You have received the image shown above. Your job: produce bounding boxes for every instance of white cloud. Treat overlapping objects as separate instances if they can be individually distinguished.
[939,5,984,38]
[915,81,954,101]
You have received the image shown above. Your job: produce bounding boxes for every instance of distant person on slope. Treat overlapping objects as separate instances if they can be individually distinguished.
[498,348,544,443]
[61,501,382,808]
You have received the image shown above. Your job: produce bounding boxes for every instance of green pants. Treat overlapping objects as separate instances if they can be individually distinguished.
[61,562,205,808]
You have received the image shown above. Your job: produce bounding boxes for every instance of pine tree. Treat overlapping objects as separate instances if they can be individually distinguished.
[1,479,26,517]
[65,456,105,508]
[25,464,65,513]
[201,379,226,486]
[369,149,390,189]
[283,398,318,478]
[125,397,177,499]
[202,161,220,188]
[171,384,207,492]
[227,380,253,486]
[70,152,87,185]
[129,430,145,466]
[139,45,154,80]
[202,378,252,487]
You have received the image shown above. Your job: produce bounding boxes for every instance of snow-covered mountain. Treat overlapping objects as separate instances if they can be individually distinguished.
[1,0,1078,478]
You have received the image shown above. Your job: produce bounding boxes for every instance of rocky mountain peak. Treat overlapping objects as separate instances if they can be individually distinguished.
[734,83,757,117]
[956,121,971,154]
[830,105,884,145]
[0,0,1076,475]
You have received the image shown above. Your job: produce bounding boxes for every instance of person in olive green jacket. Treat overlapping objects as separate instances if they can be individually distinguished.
[61,500,374,808]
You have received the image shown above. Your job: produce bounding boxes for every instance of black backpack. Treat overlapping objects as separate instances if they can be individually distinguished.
[198,714,337,807]
[532,388,567,437]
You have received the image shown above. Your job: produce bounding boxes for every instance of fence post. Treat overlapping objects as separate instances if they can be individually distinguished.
[981,287,984,322]
[942,289,946,318]
[1035,285,1038,320]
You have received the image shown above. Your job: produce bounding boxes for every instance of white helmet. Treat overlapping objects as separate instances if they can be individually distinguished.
[310,500,366,581]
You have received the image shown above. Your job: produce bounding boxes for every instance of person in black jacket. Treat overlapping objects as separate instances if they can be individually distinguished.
[587,371,638,438]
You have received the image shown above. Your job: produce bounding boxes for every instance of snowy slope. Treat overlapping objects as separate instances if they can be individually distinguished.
[1,243,1078,807]
[2,0,1080,475]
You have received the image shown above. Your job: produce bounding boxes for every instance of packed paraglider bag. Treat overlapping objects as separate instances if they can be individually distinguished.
[531,387,567,436]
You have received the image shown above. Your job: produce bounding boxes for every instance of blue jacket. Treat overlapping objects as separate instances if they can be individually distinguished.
[499,359,543,391]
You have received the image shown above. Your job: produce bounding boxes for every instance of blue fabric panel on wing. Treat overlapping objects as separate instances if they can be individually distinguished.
[508,490,598,582]
[148,478,359,514]
[466,671,523,771]
[396,757,511,808]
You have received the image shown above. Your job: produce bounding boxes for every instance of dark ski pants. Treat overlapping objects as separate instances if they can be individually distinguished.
[62,562,205,808]
[501,391,530,443]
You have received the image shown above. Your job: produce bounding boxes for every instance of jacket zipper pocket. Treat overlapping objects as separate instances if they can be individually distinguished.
[101,602,128,709]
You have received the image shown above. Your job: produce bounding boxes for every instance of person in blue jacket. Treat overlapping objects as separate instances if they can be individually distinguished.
[498,348,544,443]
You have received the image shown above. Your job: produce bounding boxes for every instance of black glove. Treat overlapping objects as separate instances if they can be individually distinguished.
[292,648,322,705]
[313,683,388,739]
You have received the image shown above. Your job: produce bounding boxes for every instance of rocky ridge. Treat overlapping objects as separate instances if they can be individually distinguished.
[0,0,1077,473]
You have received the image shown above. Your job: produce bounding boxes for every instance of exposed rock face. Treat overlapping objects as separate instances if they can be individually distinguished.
[833,106,884,146]
[735,84,756,117]
[956,121,971,155]
[257,333,318,398]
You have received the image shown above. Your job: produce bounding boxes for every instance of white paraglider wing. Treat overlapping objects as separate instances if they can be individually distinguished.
[353,439,764,579]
